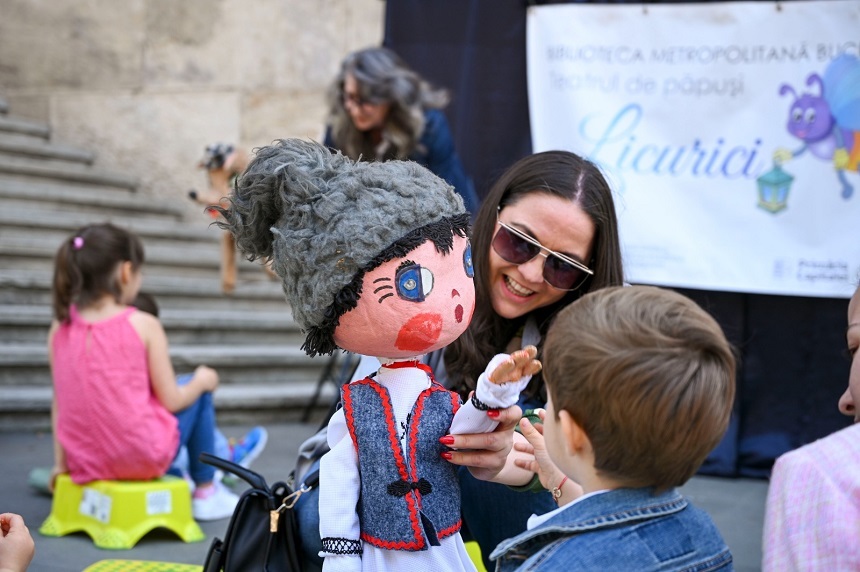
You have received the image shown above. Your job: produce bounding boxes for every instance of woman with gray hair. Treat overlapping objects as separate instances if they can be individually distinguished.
[324,46,481,217]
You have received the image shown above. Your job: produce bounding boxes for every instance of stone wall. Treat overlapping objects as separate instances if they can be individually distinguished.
[0,0,384,210]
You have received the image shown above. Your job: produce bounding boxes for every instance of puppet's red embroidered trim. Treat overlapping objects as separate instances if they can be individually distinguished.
[437,520,462,540]
[361,531,423,551]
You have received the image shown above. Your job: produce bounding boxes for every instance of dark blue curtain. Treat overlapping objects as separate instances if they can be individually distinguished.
[384,0,852,478]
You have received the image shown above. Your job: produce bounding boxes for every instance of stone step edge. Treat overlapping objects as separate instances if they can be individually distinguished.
[0,138,95,165]
[0,208,214,242]
[0,178,187,218]
[0,268,286,300]
[0,240,235,271]
[0,344,313,366]
[0,305,298,330]
[0,116,50,139]
[0,156,139,190]
[0,382,337,412]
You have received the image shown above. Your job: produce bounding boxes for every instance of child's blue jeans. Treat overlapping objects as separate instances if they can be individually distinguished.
[169,373,218,485]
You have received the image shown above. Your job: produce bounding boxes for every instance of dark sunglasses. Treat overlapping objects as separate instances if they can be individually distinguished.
[492,210,594,291]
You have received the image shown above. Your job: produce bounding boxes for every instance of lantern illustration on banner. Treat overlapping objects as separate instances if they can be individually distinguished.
[756,164,794,213]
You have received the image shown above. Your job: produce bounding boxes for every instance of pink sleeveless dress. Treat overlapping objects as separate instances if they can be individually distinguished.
[51,306,179,483]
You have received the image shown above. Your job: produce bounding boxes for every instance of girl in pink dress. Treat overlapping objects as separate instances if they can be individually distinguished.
[48,223,238,521]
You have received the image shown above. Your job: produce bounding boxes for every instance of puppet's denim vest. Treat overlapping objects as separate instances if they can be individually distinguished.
[343,378,462,551]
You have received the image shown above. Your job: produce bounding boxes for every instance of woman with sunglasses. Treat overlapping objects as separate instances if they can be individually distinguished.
[324,46,481,216]
[438,149,624,569]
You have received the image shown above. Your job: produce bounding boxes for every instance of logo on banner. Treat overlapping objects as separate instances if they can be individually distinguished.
[766,53,860,212]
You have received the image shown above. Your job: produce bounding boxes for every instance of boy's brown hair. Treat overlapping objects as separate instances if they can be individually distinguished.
[543,285,736,491]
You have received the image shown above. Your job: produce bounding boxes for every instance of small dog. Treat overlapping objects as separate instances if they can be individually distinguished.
[190,143,273,294]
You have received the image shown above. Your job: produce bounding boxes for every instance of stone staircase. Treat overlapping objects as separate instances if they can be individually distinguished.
[0,98,335,430]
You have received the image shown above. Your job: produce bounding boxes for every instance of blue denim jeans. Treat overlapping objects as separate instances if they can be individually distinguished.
[168,373,217,485]
[295,458,323,572]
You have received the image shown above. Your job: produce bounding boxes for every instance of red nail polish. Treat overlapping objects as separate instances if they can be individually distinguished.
[441,451,453,460]
[487,409,500,419]
[439,435,455,445]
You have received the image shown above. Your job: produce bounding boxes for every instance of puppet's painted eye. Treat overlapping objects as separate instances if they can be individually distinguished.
[396,264,434,302]
[463,243,474,278]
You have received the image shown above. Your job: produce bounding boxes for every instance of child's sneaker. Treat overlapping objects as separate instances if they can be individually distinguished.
[229,426,268,469]
[192,481,239,521]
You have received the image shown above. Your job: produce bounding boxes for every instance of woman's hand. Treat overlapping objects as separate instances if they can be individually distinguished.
[440,404,522,481]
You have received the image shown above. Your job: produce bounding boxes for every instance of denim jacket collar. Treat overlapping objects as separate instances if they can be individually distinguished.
[490,487,686,561]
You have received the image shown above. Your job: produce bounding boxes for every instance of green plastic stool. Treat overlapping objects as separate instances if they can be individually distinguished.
[40,474,205,550]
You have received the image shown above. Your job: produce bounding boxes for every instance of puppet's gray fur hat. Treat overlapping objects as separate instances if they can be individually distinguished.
[220,138,466,352]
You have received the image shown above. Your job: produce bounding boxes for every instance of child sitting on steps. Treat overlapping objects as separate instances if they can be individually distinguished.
[492,285,737,571]
[130,292,268,485]
[48,223,243,521]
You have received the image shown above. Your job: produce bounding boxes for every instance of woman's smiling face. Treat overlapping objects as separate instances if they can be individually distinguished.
[488,193,595,320]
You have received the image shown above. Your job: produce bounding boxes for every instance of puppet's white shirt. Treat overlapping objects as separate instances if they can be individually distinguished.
[319,357,526,572]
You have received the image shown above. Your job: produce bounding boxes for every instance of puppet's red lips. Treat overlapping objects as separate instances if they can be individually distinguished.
[395,313,442,353]
[454,304,464,323]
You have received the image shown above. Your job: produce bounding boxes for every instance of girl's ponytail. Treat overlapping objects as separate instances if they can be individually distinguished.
[52,236,83,323]
[51,224,145,322]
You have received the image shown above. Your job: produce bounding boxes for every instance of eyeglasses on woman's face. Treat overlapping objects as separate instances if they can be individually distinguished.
[492,208,594,291]
[342,91,374,108]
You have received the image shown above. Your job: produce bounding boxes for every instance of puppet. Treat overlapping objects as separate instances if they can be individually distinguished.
[219,139,538,571]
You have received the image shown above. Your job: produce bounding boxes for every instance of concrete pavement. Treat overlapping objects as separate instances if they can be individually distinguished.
[1,422,769,571]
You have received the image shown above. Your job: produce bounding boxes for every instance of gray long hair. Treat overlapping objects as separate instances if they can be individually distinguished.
[327,47,449,161]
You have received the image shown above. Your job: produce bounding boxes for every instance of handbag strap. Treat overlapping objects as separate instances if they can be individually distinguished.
[302,468,320,489]
[200,451,269,490]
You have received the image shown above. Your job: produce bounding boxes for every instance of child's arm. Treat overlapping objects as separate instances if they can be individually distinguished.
[49,397,68,492]
[448,346,541,436]
[46,321,68,491]
[512,412,583,506]
[132,312,217,412]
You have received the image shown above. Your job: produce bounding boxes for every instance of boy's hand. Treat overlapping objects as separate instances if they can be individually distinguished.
[488,345,542,384]
[514,409,580,504]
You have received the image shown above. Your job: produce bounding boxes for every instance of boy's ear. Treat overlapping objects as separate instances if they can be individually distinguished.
[559,410,590,454]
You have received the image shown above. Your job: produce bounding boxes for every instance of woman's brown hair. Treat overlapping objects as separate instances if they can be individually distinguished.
[444,151,624,399]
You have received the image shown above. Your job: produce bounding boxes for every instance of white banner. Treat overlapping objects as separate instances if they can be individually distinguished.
[527,0,860,298]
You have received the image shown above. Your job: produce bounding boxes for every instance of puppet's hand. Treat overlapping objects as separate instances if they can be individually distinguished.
[473,348,540,411]
[487,345,541,384]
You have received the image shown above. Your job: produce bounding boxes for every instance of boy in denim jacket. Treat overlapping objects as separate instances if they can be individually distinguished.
[491,286,736,571]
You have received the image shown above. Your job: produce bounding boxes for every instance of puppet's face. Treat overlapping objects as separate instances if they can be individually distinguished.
[333,234,476,359]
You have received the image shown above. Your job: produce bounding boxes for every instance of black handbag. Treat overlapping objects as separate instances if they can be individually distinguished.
[201,452,318,572]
